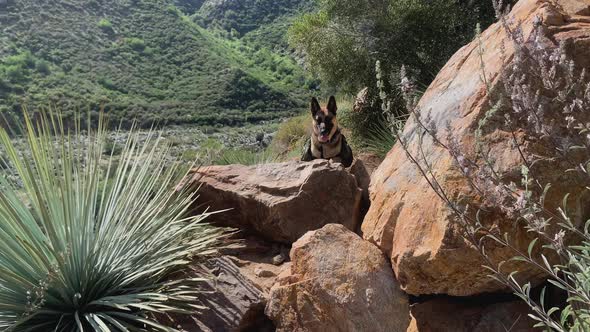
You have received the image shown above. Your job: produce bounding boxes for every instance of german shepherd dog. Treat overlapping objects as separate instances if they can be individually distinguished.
[301,96,353,167]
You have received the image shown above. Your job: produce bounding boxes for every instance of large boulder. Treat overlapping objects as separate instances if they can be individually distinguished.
[362,0,590,296]
[183,160,363,243]
[266,224,410,332]
[407,298,535,332]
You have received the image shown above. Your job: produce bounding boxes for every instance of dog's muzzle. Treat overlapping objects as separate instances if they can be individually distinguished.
[318,125,330,143]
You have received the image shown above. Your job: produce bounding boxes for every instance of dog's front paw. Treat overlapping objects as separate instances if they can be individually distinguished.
[329,157,343,165]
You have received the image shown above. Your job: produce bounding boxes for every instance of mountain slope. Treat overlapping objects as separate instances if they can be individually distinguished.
[0,0,313,127]
[196,0,314,52]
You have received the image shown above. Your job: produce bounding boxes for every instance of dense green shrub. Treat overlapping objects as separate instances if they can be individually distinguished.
[102,137,123,155]
[125,37,146,51]
[3,64,26,83]
[270,113,309,156]
[5,50,36,69]
[289,0,503,94]
[0,51,39,85]
[97,18,113,31]
[198,0,314,35]
[35,59,51,74]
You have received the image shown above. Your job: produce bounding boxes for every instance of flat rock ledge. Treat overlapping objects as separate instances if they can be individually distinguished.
[181,160,363,244]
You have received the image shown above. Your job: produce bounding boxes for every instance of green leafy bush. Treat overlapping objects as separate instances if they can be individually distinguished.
[126,37,146,52]
[35,59,51,74]
[0,112,228,330]
[181,149,199,162]
[198,0,314,36]
[3,64,26,83]
[102,137,123,155]
[5,51,35,69]
[289,0,503,93]
[97,18,113,31]
[270,113,309,155]
[0,51,38,85]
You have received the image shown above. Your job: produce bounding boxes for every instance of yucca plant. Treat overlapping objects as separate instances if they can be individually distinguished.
[0,112,228,331]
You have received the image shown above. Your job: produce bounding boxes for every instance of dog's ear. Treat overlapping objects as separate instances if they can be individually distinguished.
[327,96,337,115]
[311,97,321,117]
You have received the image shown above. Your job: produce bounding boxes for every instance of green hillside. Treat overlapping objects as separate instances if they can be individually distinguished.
[196,0,314,50]
[0,0,315,127]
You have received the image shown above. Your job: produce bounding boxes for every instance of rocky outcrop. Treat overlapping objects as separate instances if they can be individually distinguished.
[266,224,410,332]
[193,257,270,332]
[362,0,590,296]
[183,160,362,243]
[160,237,288,331]
[158,257,271,332]
[408,298,535,332]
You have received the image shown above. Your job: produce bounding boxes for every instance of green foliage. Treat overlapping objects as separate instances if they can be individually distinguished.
[0,112,228,330]
[271,113,309,155]
[5,50,36,69]
[35,59,51,75]
[198,0,314,36]
[125,37,146,52]
[289,0,502,93]
[172,0,205,14]
[363,117,403,158]
[181,149,199,162]
[166,4,181,16]
[214,148,279,165]
[0,50,51,90]
[3,64,26,83]
[103,137,123,155]
[97,18,113,31]
[98,77,119,91]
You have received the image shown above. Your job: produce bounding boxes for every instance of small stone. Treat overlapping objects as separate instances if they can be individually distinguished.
[254,266,276,278]
[272,252,287,266]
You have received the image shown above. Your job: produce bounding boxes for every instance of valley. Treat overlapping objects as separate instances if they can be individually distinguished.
[0,0,316,129]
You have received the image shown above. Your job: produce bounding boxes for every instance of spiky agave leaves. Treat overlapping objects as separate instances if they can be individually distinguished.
[0,112,227,331]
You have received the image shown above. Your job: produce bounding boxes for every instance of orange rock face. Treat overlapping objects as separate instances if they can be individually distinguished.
[362,0,590,296]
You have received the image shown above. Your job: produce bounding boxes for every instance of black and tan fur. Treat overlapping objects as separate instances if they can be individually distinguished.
[301,96,353,167]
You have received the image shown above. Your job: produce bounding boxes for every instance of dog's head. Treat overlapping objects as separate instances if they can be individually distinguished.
[311,96,339,143]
